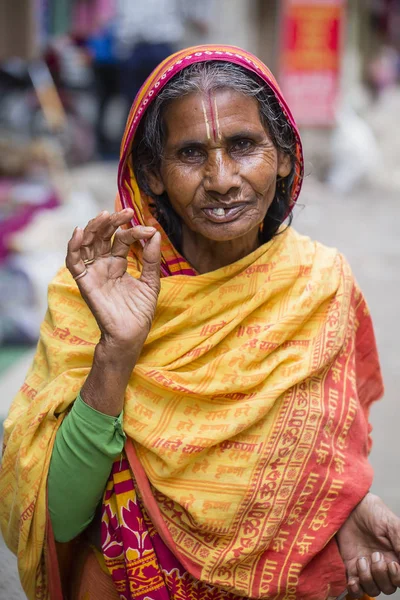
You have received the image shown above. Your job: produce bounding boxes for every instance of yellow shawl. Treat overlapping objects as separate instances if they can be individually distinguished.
[0,228,382,598]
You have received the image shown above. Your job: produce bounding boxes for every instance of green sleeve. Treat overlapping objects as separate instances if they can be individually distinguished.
[48,393,126,543]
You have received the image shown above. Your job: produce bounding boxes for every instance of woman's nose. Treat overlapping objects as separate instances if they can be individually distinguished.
[203,151,241,196]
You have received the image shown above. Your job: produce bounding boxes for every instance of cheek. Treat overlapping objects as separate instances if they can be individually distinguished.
[240,152,278,196]
[161,163,204,220]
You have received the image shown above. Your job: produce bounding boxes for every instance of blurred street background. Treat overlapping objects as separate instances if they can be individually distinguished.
[1,0,400,597]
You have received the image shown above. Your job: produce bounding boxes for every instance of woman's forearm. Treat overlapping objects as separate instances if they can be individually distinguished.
[49,340,142,541]
[81,339,141,416]
[48,394,126,543]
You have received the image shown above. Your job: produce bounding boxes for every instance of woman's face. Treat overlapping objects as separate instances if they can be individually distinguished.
[148,88,291,245]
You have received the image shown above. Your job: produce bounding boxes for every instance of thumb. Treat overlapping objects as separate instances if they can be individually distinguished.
[140,231,161,292]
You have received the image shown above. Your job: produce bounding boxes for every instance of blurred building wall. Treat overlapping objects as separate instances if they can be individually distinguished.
[0,0,37,60]
[256,0,281,73]
[197,0,373,99]
[211,0,259,54]
[183,0,259,56]
[341,0,373,103]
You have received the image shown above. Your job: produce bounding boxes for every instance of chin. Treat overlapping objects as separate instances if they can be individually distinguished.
[199,221,261,243]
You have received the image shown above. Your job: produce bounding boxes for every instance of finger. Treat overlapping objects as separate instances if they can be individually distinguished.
[388,562,400,588]
[347,577,365,599]
[81,211,111,261]
[80,209,133,260]
[140,231,161,292]
[371,552,397,595]
[357,557,381,597]
[111,226,157,260]
[66,227,87,280]
[93,209,136,257]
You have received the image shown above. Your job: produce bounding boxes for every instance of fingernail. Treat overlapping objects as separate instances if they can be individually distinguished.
[348,578,357,586]
[358,557,368,571]
[372,551,382,563]
[142,226,156,232]
[389,562,399,575]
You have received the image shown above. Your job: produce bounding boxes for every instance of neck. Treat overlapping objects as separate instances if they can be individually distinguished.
[181,225,261,274]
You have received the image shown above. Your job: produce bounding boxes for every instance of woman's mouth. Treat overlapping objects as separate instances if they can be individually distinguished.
[202,205,247,223]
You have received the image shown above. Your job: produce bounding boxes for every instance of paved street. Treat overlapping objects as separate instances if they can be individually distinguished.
[1,165,399,598]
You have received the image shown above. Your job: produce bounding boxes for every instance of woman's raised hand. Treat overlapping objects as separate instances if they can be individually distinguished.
[66,209,161,354]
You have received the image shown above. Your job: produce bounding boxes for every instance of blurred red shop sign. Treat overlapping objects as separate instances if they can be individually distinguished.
[279,0,346,126]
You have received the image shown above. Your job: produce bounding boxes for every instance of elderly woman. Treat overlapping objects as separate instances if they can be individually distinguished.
[1,45,400,600]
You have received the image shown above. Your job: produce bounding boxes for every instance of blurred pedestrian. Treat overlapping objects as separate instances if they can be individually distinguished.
[87,22,120,156]
[116,0,213,104]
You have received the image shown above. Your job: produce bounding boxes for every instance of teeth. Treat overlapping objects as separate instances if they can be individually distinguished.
[212,208,226,216]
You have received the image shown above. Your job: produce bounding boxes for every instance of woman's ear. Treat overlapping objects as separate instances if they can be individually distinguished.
[146,170,165,196]
[277,153,292,178]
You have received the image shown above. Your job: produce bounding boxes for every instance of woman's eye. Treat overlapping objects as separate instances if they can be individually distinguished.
[180,148,204,161]
[231,139,253,153]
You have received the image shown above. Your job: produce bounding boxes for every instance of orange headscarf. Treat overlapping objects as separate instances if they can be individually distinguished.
[115,44,304,277]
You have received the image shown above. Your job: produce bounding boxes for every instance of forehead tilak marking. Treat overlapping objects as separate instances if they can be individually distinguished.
[207,92,218,142]
[201,99,211,141]
[213,95,222,141]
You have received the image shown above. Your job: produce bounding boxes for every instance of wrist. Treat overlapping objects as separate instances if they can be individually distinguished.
[96,336,142,368]
[80,339,141,417]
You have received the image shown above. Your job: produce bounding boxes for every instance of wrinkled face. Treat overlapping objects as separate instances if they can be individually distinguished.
[148,88,291,244]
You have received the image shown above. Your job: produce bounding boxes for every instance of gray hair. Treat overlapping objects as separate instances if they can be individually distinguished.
[131,61,298,249]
